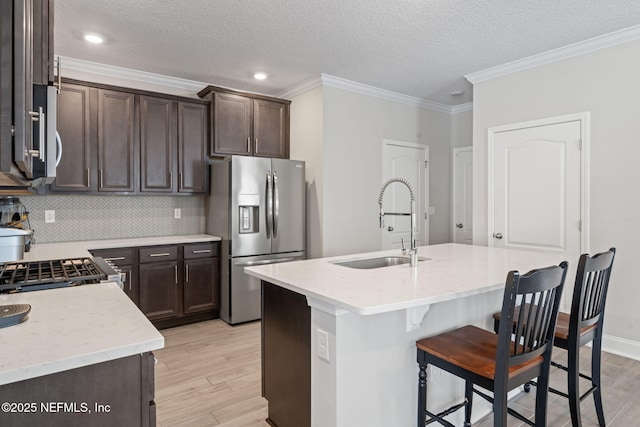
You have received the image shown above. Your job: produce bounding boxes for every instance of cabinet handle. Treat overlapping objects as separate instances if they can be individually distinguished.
[192,249,211,254]
[169,171,173,187]
[55,56,62,94]
[247,137,251,152]
[255,138,258,154]
[99,169,103,188]
[104,257,126,261]
[179,172,183,190]
[185,264,189,284]
[174,265,178,284]
[149,252,171,257]
[86,168,90,187]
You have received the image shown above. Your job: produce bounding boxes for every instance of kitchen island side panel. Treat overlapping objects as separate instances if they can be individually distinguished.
[0,352,155,427]
[262,281,311,427]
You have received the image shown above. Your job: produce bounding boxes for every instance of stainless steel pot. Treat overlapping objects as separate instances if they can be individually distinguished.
[0,227,32,262]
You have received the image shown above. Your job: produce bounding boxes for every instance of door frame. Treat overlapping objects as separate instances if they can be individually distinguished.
[381,139,429,247]
[452,146,472,243]
[487,112,590,252]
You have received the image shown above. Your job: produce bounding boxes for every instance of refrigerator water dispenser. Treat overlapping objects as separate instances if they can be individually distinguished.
[238,194,260,234]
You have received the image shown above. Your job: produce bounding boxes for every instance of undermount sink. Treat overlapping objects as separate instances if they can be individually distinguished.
[333,256,428,269]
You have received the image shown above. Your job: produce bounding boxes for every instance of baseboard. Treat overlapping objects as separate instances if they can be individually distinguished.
[602,334,640,361]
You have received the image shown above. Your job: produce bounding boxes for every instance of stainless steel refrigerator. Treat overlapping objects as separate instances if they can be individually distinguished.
[207,156,305,324]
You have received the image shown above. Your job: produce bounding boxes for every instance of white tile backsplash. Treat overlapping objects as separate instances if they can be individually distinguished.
[18,194,204,244]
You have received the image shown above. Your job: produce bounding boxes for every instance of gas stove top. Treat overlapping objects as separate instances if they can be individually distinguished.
[0,257,123,293]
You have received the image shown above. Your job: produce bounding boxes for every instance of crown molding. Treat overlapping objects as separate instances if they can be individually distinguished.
[450,102,473,114]
[274,75,323,99]
[279,73,470,114]
[466,24,640,84]
[59,56,209,92]
[61,57,473,114]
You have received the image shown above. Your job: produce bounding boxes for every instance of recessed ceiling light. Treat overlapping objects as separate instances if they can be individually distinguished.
[450,90,465,96]
[253,72,267,80]
[84,34,104,44]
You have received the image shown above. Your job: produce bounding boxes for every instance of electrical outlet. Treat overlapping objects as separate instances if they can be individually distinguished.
[44,210,55,223]
[174,208,181,219]
[317,329,330,361]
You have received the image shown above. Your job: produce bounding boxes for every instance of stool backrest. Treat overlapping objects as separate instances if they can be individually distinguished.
[570,248,616,339]
[495,262,568,373]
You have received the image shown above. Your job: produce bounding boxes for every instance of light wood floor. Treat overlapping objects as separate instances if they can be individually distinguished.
[154,319,268,427]
[155,319,640,427]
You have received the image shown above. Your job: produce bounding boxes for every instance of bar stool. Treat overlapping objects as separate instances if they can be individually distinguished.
[416,262,568,427]
[493,248,616,427]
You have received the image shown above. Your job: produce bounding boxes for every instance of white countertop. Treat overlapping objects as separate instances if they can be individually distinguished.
[21,234,221,261]
[245,243,576,315]
[0,283,164,386]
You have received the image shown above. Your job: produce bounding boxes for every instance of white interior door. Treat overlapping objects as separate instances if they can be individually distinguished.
[381,140,429,250]
[453,147,473,244]
[489,115,588,309]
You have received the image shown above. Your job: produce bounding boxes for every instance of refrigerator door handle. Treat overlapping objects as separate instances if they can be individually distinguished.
[273,171,279,238]
[235,257,298,267]
[266,171,273,239]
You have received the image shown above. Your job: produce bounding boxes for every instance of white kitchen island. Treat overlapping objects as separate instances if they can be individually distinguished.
[245,243,575,427]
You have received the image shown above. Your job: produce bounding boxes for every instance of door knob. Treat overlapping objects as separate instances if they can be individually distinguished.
[493,232,503,239]
[456,223,463,229]
[387,226,394,232]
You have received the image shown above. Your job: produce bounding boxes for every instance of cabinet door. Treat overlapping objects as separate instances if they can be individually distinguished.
[31,0,53,86]
[213,92,252,156]
[139,261,181,321]
[253,99,288,159]
[183,257,218,314]
[97,89,136,192]
[178,102,207,193]
[140,96,175,192]
[51,83,91,192]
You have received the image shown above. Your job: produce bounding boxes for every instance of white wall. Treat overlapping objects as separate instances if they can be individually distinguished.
[291,85,453,258]
[472,39,640,348]
[451,110,473,149]
[289,86,324,259]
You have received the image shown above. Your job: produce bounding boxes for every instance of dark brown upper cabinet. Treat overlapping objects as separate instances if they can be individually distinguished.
[177,102,208,193]
[97,89,137,192]
[198,86,290,159]
[51,83,91,192]
[50,79,208,195]
[140,95,175,193]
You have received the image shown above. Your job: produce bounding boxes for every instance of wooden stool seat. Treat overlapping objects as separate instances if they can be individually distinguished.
[416,325,543,381]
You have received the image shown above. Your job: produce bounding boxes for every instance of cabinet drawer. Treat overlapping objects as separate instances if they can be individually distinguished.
[139,245,179,263]
[184,242,218,259]
[90,247,135,265]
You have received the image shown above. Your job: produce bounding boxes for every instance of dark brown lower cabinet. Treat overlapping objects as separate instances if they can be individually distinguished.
[0,352,156,427]
[183,257,218,314]
[92,242,220,328]
[262,281,311,427]
[138,243,220,328]
[139,260,181,321]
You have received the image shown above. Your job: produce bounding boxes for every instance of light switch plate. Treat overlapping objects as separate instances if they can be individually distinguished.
[429,206,436,215]
[174,208,181,219]
[44,210,55,223]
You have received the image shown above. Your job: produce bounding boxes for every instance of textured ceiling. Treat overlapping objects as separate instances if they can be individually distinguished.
[55,0,640,106]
